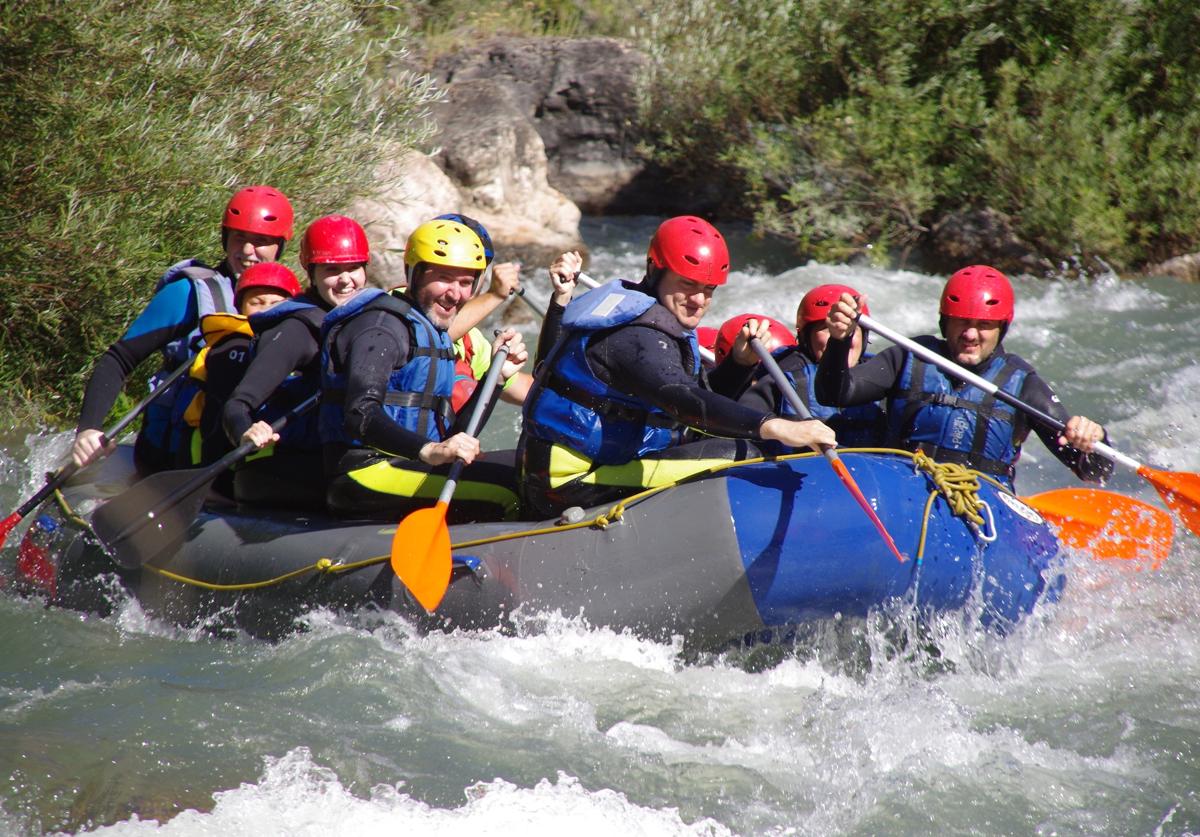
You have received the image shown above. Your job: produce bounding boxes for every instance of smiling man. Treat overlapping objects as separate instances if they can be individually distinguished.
[815,264,1112,488]
[517,215,835,519]
[319,218,527,520]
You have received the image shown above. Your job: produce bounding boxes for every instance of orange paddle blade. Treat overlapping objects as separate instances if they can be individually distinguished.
[1139,465,1200,539]
[390,501,453,612]
[1023,488,1173,568]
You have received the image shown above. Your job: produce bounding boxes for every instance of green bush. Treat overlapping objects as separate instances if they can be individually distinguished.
[632,0,1200,269]
[0,0,438,426]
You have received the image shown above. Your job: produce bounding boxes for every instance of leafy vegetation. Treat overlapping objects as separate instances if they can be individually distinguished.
[0,0,438,426]
[629,0,1200,268]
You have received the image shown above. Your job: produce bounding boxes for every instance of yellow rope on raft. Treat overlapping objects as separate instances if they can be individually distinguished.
[53,448,1010,592]
[910,450,986,527]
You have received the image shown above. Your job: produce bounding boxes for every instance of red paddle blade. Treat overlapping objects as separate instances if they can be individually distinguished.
[390,501,453,612]
[0,512,22,550]
[1139,465,1200,539]
[1024,488,1173,568]
[829,456,907,563]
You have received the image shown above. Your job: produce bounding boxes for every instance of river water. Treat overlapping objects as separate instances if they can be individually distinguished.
[1,217,1198,835]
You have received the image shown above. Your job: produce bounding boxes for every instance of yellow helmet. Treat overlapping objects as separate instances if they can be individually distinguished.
[403,219,486,283]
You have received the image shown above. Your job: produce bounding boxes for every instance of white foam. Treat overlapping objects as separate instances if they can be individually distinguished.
[75,748,731,837]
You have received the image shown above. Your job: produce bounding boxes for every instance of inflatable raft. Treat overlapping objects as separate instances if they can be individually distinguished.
[12,448,1063,647]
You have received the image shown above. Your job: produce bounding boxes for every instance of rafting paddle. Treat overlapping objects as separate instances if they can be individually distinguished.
[750,336,907,563]
[858,312,1200,542]
[390,343,511,612]
[1022,488,1173,566]
[91,391,320,569]
[0,360,193,549]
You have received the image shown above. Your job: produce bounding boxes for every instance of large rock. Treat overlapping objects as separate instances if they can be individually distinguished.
[350,79,583,289]
[348,148,463,288]
[1142,252,1200,283]
[434,37,656,215]
[920,207,1054,276]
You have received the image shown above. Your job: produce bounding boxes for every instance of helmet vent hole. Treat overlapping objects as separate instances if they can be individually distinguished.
[684,255,700,266]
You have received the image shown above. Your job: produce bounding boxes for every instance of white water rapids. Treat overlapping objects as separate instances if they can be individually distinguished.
[1,217,1198,835]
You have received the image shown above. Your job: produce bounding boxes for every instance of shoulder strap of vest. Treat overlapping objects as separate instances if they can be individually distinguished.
[562,280,656,330]
[959,353,1021,457]
[156,258,215,291]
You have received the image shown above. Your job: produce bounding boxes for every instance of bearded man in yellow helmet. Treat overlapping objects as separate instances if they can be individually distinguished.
[318,218,528,521]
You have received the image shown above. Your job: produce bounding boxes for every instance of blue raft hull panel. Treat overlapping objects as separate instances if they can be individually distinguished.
[38,452,1062,647]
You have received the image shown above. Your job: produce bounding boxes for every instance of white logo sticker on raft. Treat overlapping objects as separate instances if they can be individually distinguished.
[996,490,1044,525]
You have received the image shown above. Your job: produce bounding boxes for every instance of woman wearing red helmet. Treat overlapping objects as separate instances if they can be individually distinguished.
[72,185,294,476]
[518,216,835,519]
[817,266,1111,487]
[738,284,886,449]
[218,214,374,509]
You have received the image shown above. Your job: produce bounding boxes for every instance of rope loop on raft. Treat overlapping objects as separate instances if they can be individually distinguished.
[909,450,986,528]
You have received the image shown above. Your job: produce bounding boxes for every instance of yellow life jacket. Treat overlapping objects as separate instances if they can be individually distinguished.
[181,313,255,427]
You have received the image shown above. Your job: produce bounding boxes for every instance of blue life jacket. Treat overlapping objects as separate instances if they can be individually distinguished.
[523,280,698,466]
[319,288,456,448]
[246,297,327,451]
[145,259,236,456]
[768,346,886,448]
[888,344,1029,481]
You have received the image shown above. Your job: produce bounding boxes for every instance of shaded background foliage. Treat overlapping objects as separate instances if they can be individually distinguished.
[2,0,1198,427]
[630,0,1200,267]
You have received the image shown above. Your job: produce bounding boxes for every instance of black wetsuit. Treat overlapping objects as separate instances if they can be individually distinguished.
[77,258,237,475]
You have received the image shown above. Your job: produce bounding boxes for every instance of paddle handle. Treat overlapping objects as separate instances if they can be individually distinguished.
[102,359,193,446]
[857,313,1140,471]
[750,339,837,464]
[750,336,906,562]
[107,390,323,547]
[3,359,194,530]
[436,345,510,505]
[513,287,546,318]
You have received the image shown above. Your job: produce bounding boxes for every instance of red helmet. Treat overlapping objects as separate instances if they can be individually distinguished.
[798,283,869,326]
[696,326,718,354]
[235,262,302,306]
[940,265,1014,323]
[223,186,294,240]
[647,216,730,286]
[714,313,797,364]
[300,214,370,268]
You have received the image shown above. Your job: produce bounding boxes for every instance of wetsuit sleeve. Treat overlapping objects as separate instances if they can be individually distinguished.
[814,339,907,407]
[737,375,782,415]
[1018,372,1115,483]
[222,319,319,442]
[339,312,428,460]
[591,325,770,438]
[76,280,198,431]
[534,298,567,371]
[707,356,758,399]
